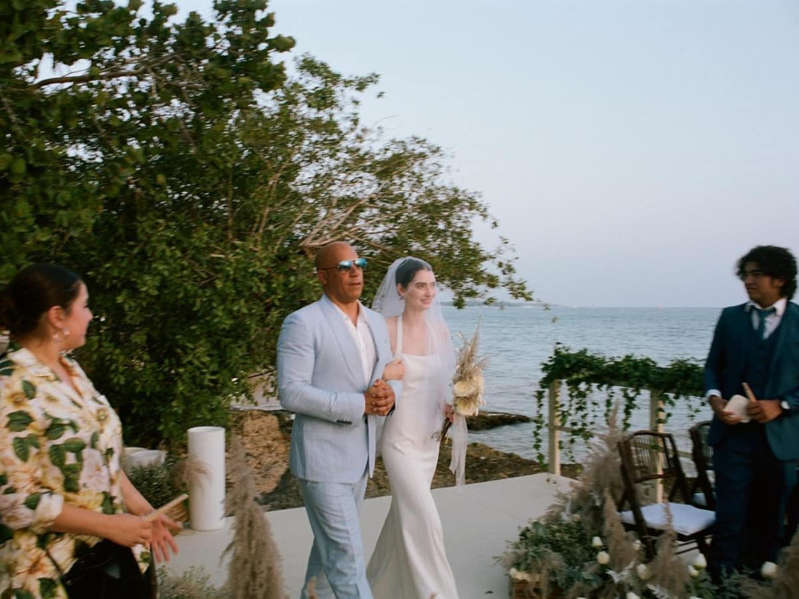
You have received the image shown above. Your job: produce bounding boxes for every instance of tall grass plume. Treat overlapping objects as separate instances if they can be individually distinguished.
[224,436,285,599]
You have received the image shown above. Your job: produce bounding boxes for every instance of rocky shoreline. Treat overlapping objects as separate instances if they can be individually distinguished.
[230,409,580,512]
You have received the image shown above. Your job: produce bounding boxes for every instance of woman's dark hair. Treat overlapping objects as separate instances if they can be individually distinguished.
[0,264,83,338]
[395,258,433,289]
[736,245,797,300]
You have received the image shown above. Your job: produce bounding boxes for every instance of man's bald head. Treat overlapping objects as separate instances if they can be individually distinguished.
[315,242,364,306]
[315,242,354,270]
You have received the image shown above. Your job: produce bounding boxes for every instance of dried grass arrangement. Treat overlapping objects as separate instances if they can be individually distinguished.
[157,566,226,599]
[223,435,285,599]
[737,529,799,599]
[451,325,487,417]
[502,405,721,599]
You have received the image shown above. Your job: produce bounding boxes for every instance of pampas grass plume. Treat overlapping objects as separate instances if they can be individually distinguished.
[644,505,690,596]
[223,436,285,599]
[602,490,639,571]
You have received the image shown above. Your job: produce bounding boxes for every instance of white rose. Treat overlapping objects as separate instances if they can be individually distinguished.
[636,563,650,580]
[596,551,610,565]
[692,553,707,569]
[626,593,640,599]
[633,539,642,551]
[591,536,603,548]
[508,567,531,582]
[761,561,778,579]
[688,565,699,578]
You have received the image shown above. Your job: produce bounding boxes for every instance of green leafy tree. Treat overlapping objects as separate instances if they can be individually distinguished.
[1,1,530,447]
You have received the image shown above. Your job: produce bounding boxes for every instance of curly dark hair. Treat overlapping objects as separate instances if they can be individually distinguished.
[736,245,797,300]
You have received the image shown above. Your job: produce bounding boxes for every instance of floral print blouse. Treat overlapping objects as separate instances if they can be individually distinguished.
[0,348,149,599]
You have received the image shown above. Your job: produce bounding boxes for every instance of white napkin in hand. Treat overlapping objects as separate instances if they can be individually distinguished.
[725,394,751,423]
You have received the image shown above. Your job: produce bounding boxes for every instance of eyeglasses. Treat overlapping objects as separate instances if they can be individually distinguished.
[319,257,368,272]
[739,269,765,280]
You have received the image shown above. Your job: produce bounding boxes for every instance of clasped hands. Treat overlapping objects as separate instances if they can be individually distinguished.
[364,379,395,416]
[710,394,783,425]
[108,511,181,563]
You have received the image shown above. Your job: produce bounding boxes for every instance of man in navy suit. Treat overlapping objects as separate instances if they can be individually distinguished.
[705,245,799,579]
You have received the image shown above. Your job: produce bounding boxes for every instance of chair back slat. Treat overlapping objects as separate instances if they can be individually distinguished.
[622,432,687,501]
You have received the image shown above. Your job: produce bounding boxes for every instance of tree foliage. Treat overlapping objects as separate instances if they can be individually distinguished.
[1,0,531,446]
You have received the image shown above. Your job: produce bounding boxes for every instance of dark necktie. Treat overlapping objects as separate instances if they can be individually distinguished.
[755,307,776,339]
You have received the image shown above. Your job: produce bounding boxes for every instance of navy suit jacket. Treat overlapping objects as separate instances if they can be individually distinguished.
[704,301,799,460]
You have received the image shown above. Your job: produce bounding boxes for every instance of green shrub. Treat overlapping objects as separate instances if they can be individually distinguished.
[125,456,186,510]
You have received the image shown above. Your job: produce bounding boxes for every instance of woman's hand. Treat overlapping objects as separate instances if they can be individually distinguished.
[149,513,181,563]
[106,513,153,547]
[382,358,405,381]
[444,403,455,423]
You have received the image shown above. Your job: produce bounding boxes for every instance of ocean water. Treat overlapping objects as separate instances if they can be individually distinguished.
[442,304,720,463]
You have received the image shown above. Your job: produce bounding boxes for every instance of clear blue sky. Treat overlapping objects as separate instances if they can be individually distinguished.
[176,0,799,307]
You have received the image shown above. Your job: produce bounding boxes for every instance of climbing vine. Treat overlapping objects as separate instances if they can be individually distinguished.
[532,345,706,464]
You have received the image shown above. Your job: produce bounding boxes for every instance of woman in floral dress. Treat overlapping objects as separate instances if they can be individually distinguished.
[0,264,180,599]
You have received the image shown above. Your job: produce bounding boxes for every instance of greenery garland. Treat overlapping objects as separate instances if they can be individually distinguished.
[532,344,706,464]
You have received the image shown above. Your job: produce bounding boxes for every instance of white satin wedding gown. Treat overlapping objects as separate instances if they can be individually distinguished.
[366,316,459,599]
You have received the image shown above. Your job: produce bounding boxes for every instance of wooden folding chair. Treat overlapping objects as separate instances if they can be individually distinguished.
[688,421,715,510]
[617,431,714,559]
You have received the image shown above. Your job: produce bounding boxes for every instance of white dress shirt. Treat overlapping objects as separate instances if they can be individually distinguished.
[746,297,787,339]
[331,299,377,384]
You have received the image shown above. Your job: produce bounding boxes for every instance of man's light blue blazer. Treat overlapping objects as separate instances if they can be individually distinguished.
[277,294,400,483]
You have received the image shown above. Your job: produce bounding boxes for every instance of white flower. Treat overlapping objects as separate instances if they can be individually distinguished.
[636,563,651,580]
[692,553,707,569]
[626,593,640,599]
[596,551,610,565]
[591,536,603,548]
[633,539,642,551]
[688,565,699,577]
[571,513,581,522]
[761,561,778,579]
[508,567,532,582]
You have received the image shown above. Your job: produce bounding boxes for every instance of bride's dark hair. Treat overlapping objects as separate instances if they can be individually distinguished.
[395,258,432,289]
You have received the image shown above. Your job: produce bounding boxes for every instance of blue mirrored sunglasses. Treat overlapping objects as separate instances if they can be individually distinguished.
[320,257,368,272]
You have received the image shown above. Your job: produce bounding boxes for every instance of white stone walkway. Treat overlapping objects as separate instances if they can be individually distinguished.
[165,472,574,598]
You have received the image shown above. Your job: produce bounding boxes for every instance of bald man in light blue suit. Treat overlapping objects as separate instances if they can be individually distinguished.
[278,242,400,599]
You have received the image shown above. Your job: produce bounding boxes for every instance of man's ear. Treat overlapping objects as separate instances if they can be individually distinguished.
[316,270,327,286]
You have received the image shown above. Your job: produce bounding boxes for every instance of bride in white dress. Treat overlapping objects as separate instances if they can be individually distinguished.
[367,257,460,599]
